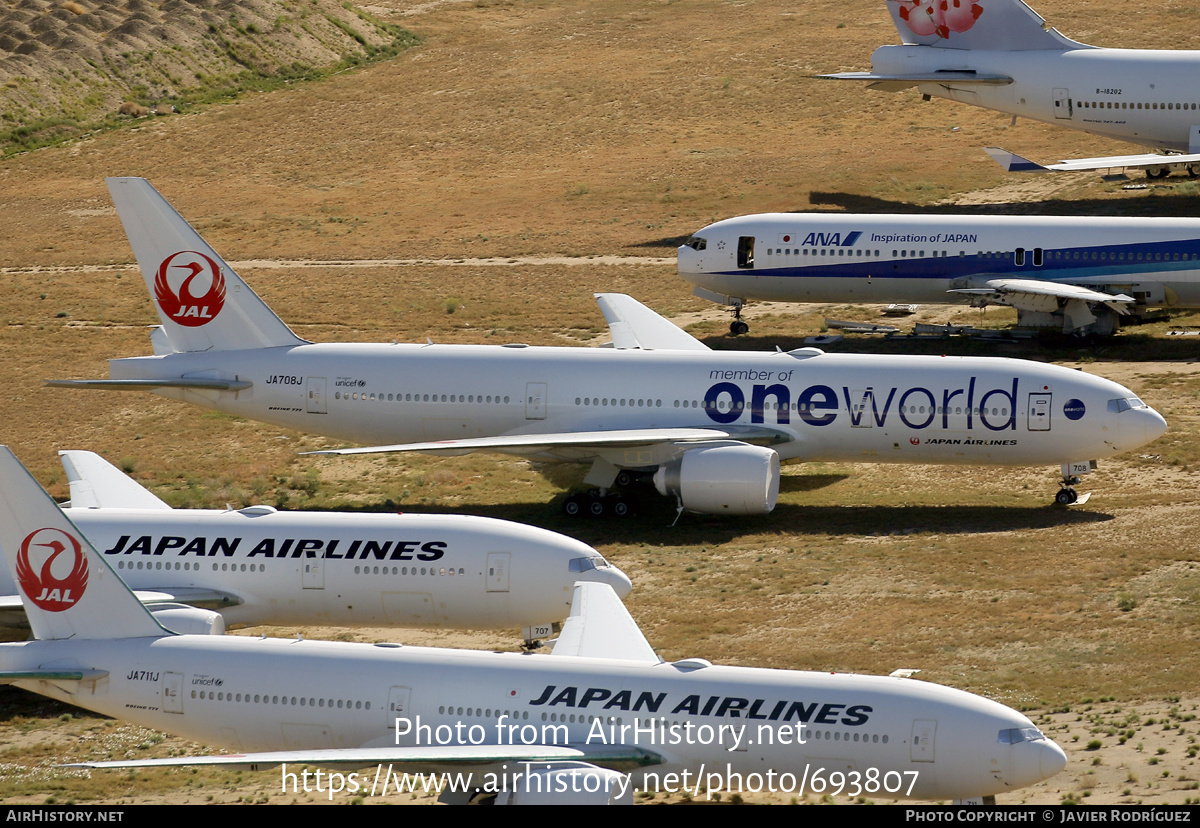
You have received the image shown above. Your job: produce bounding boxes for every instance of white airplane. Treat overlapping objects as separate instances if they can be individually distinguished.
[680,212,1200,336]
[820,0,1200,178]
[0,447,1067,804]
[49,178,1166,511]
[0,450,629,638]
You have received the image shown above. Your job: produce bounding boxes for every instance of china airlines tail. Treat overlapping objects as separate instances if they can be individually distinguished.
[884,0,1079,50]
[0,446,167,641]
[106,177,305,354]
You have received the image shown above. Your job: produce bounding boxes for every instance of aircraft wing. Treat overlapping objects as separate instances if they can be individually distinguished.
[818,71,1012,92]
[551,582,659,664]
[305,425,791,457]
[594,293,710,351]
[985,146,1200,173]
[950,278,1135,312]
[65,743,661,773]
[58,450,172,510]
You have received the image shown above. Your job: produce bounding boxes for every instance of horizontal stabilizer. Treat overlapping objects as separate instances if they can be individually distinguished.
[552,582,659,664]
[818,71,1012,91]
[594,293,709,351]
[59,450,171,511]
[985,147,1200,173]
[46,378,252,392]
[305,426,790,457]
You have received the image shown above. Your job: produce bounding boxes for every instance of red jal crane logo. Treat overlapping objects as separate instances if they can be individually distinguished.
[16,528,89,612]
[154,251,226,327]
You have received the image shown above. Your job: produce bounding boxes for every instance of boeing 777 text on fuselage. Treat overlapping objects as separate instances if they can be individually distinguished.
[48,179,1166,514]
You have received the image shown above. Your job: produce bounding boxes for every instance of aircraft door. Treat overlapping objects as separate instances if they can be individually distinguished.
[849,389,875,427]
[525,382,547,420]
[162,671,184,714]
[487,552,510,593]
[302,557,325,589]
[307,376,327,414]
[1028,393,1052,431]
[1053,88,1073,119]
[737,236,756,269]
[387,686,414,740]
[910,719,937,762]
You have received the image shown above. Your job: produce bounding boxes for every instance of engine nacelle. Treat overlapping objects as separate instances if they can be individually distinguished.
[653,443,780,515]
[149,604,226,635]
[492,763,631,805]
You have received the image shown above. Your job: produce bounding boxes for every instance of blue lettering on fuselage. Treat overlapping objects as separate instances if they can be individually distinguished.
[702,378,1020,431]
[802,231,863,248]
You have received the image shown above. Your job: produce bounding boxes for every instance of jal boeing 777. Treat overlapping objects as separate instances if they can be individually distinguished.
[0,450,628,638]
[680,212,1200,336]
[821,0,1200,177]
[49,178,1165,512]
[0,446,1066,804]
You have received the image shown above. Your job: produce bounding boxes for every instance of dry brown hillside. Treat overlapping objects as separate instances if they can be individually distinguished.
[0,0,416,154]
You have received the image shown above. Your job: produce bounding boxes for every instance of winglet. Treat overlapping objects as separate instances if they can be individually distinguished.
[105,177,306,354]
[0,446,167,640]
[594,294,709,351]
[59,451,172,511]
[551,582,660,664]
[983,147,1051,173]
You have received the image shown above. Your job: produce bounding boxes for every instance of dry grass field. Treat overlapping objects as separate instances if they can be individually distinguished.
[2,0,1200,806]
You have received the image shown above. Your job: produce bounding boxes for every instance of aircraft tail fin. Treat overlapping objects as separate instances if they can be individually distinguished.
[552,581,660,663]
[0,446,168,640]
[885,0,1081,50]
[106,177,306,354]
[59,451,172,511]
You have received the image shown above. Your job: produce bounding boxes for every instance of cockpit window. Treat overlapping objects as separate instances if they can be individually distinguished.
[997,727,1047,744]
[683,236,707,251]
[1107,397,1147,413]
[569,556,610,573]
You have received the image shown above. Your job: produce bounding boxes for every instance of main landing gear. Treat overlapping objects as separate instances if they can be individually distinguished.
[562,489,632,518]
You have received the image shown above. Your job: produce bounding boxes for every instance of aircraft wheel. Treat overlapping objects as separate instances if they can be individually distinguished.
[588,497,606,517]
[609,496,630,518]
[1055,488,1078,506]
[615,470,635,488]
[563,495,584,517]
[730,320,750,336]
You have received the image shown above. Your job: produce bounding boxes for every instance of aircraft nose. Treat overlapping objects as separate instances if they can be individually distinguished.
[1041,739,1068,780]
[677,244,697,275]
[1139,406,1168,446]
[1008,737,1068,788]
[577,562,633,599]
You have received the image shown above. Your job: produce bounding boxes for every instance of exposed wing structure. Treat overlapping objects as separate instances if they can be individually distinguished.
[550,581,659,664]
[594,293,710,351]
[950,278,1135,334]
[306,426,791,458]
[985,146,1200,174]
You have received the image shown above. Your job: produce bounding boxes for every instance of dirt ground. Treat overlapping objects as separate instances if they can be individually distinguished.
[2,0,1200,807]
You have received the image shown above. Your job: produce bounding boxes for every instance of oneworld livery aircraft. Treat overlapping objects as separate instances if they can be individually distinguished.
[49,179,1165,513]
[0,446,1067,804]
[821,0,1200,177]
[0,451,628,638]
[680,213,1200,336]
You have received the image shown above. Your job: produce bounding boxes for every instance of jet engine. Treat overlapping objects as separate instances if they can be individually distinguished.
[149,603,226,635]
[653,443,780,515]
